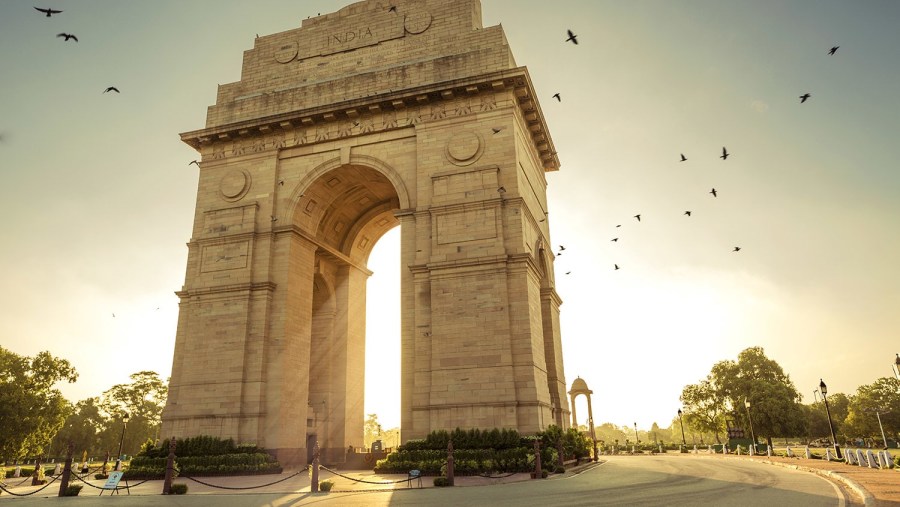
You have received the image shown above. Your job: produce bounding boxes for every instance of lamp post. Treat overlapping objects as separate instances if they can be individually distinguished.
[864,408,889,450]
[813,389,820,403]
[894,353,900,380]
[677,409,686,447]
[633,422,639,447]
[115,412,129,471]
[744,399,756,450]
[819,379,842,459]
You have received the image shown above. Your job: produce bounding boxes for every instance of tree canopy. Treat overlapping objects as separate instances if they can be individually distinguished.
[0,347,78,460]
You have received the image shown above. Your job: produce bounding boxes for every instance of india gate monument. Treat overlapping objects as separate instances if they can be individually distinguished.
[161,0,569,467]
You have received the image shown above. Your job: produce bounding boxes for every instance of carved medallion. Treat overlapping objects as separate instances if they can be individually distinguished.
[404,11,432,34]
[220,169,251,201]
[445,131,483,166]
[274,41,299,64]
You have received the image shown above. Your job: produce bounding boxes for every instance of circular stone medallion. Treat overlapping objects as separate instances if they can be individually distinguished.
[274,41,299,64]
[404,11,433,34]
[446,131,483,166]
[220,169,251,201]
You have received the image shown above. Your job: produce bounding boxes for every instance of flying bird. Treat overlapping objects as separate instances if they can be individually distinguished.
[188,160,200,166]
[559,245,566,251]
[56,33,77,42]
[634,214,641,222]
[35,6,62,17]
[611,238,618,242]
[684,211,691,216]
[828,46,839,55]
[565,29,578,45]
[492,127,503,134]
[616,224,621,228]
[799,93,811,103]
[720,147,729,160]
[388,5,397,12]
[565,271,571,275]
[614,264,620,270]
[552,93,561,102]
[733,247,741,252]
[112,313,115,318]
[103,86,119,93]
[278,179,284,186]
[680,153,687,162]
[710,188,717,197]
[497,186,506,193]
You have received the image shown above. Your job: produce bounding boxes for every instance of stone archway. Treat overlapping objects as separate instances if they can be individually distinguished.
[162,0,569,467]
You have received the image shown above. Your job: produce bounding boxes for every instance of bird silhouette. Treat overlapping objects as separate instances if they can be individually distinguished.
[611,238,618,242]
[492,127,503,134]
[800,93,811,103]
[733,247,741,252]
[634,214,641,222]
[616,224,621,228]
[680,153,687,162]
[710,188,717,198]
[552,93,561,102]
[566,29,578,45]
[112,313,115,318]
[559,245,566,251]
[388,5,397,12]
[565,271,571,275]
[103,87,119,93]
[497,186,506,193]
[278,180,284,186]
[828,46,839,55]
[188,160,200,166]
[720,147,729,160]
[684,211,691,216]
[35,7,62,17]
[614,264,620,270]
[57,33,77,42]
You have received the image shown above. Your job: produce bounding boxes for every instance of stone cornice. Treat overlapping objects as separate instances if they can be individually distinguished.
[176,281,277,299]
[180,67,560,171]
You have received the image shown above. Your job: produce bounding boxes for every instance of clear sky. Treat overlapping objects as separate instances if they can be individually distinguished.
[1,0,898,434]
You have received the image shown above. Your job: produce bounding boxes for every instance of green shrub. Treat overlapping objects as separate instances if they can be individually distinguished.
[94,473,109,480]
[319,480,334,492]
[63,484,82,496]
[433,477,451,487]
[169,483,188,495]
[554,465,565,474]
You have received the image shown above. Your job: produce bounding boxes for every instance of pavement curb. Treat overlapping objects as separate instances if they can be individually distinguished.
[755,459,876,507]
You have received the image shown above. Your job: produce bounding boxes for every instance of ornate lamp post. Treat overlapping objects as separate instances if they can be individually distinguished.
[677,409,686,447]
[633,422,639,446]
[744,399,756,450]
[894,353,900,380]
[115,412,130,471]
[819,379,842,459]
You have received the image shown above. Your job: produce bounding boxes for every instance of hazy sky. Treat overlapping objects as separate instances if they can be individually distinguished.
[1,0,898,433]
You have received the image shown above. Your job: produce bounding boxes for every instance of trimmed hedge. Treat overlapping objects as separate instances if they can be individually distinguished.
[374,443,534,475]
[124,452,282,479]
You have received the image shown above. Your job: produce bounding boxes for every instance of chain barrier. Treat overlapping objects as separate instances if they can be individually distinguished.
[319,465,411,485]
[7,475,35,487]
[181,467,308,491]
[0,473,60,497]
[476,471,520,479]
[67,470,152,491]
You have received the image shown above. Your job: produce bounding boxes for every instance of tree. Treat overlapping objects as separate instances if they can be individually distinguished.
[0,347,78,461]
[843,377,899,446]
[98,371,167,456]
[50,397,106,457]
[680,377,726,443]
[594,422,627,448]
[364,413,383,448]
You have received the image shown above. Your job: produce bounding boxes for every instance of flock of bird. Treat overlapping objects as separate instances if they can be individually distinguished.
[549,30,840,272]
[32,7,120,94]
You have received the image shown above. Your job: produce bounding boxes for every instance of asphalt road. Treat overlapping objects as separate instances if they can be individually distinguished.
[1,455,852,506]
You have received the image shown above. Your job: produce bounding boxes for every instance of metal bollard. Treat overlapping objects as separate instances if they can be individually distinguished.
[446,441,455,486]
[826,448,833,461]
[162,438,176,495]
[58,442,74,497]
[805,446,811,459]
[31,457,42,486]
[866,449,878,468]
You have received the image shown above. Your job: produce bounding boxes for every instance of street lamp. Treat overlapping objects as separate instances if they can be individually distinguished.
[744,398,756,451]
[813,389,820,403]
[633,422,639,446]
[819,379,842,459]
[115,412,130,471]
[894,353,900,380]
[677,409,686,447]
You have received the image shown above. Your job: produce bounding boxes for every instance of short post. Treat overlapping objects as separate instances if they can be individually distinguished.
[311,442,320,493]
[805,446,811,459]
[825,448,833,461]
[736,445,741,456]
[162,438,176,495]
[866,450,878,468]
[767,445,772,457]
[446,441,455,486]
[53,463,61,476]
[749,444,754,456]
[57,442,74,497]
[722,444,727,455]
[13,466,21,478]
[101,451,110,476]
[533,439,542,479]
[856,449,865,467]
[557,439,565,468]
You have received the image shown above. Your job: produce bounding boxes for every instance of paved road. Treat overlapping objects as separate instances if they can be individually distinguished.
[1,455,852,506]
